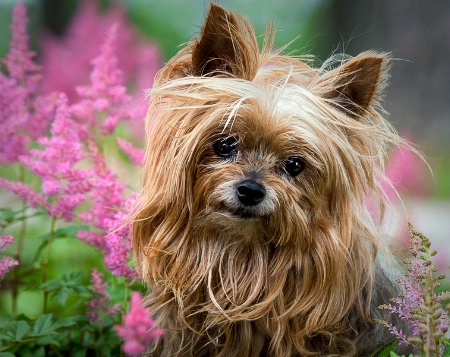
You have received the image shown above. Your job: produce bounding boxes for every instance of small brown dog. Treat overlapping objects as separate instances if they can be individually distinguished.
[133,4,412,356]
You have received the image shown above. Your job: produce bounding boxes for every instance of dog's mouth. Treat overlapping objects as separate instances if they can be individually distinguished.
[213,201,262,220]
[230,208,258,219]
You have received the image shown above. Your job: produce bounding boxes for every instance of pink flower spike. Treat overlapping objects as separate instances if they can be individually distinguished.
[0,178,47,208]
[0,256,19,280]
[116,138,144,166]
[0,235,19,279]
[0,234,14,250]
[4,2,40,88]
[115,292,163,356]
[86,269,120,324]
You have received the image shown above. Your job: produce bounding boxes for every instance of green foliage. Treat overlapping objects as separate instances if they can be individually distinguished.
[0,205,130,356]
[0,313,121,356]
[371,342,398,357]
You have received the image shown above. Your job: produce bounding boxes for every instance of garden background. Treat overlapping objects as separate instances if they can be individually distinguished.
[0,0,449,356]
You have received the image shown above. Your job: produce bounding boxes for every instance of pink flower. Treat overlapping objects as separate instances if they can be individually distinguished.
[384,144,431,201]
[86,269,121,323]
[0,235,19,279]
[0,2,54,165]
[3,2,40,89]
[78,142,126,231]
[0,234,14,250]
[115,292,163,356]
[2,2,143,281]
[103,195,137,279]
[379,224,449,349]
[40,0,161,121]
[116,138,144,166]
[0,179,47,208]
[19,94,91,221]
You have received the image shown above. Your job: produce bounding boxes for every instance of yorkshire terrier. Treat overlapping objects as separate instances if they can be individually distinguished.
[133,3,413,356]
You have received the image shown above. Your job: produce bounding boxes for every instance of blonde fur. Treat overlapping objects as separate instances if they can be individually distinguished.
[133,4,411,356]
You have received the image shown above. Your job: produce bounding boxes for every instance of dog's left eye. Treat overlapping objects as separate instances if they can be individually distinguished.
[284,157,305,177]
[213,137,238,158]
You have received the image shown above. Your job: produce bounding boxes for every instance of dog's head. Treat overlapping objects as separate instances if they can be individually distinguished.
[134,3,394,253]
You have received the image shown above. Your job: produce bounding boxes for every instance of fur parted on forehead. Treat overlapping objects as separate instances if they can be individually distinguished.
[146,54,394,196]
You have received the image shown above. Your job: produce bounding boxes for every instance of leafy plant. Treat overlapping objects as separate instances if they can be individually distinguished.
[378,223,450,357]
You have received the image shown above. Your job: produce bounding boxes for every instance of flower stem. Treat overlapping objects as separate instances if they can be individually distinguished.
[12,166,27,316]
[42,217,57,313]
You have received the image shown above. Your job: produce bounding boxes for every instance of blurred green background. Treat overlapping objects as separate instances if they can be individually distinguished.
[1,0,449,288]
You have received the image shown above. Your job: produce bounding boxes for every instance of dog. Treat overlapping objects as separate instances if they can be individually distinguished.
[133,3,413,356]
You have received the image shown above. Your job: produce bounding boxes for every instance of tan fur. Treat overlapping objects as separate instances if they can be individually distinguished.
[133,4,410,356]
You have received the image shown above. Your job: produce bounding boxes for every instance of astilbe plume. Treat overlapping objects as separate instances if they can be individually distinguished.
[1,3,144,277]
[379,223,449,356]
[116,138,144,166]
[115,292,164,356]
[0,235,19,279]
[86,269,121,323]
[103,194,138,279]
[0,2,55,165]
[40,0,161,122]
[19,93,90,221]
[0,2,161,353]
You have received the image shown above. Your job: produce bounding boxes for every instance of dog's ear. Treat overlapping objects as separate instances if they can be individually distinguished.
[320,52,389,118]
[191,3,259,80]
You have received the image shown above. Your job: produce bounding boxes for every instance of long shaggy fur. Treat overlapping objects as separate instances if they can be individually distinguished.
[133,4,413,356]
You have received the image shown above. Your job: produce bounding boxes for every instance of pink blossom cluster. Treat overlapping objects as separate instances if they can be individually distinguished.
[379,224,449,353]
[0,235,19,279]
[0,2,55,165]
[40,0,160,126]
[115,292,164,356]
[86,269,121,323]
[0,2,145,280]
[103,194,138,279]
[383,144,431,201]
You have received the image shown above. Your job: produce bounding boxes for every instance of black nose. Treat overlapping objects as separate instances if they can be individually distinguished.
[236,179,266,206]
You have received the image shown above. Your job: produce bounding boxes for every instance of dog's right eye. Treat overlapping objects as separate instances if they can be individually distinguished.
[213,137,238,158]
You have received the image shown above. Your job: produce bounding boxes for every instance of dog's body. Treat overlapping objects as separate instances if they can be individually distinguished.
[133,4,412,356]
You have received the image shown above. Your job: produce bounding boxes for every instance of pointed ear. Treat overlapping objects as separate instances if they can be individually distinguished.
[320,52,389,117]
[191,3,259,80]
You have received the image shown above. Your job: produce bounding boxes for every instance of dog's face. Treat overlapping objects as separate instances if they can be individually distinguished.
[191,94,335,247]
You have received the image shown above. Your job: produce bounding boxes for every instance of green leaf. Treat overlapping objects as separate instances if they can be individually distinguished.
[53,315,86,329]
[71,346,90,357]
[36,335,60,347]
[39,279,60,292]
[0,208,43,227]
[51,288,70,306]
[31,314,56,337]
[33,225,89,260]
[14,320,30,341]
[0,352,16,357]
[39,272,90,306]
[0,208,17,226]
[371,342,397,357]
[2,320,30,342]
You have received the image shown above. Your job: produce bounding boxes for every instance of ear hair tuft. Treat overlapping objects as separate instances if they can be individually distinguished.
[320,52,389,118]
